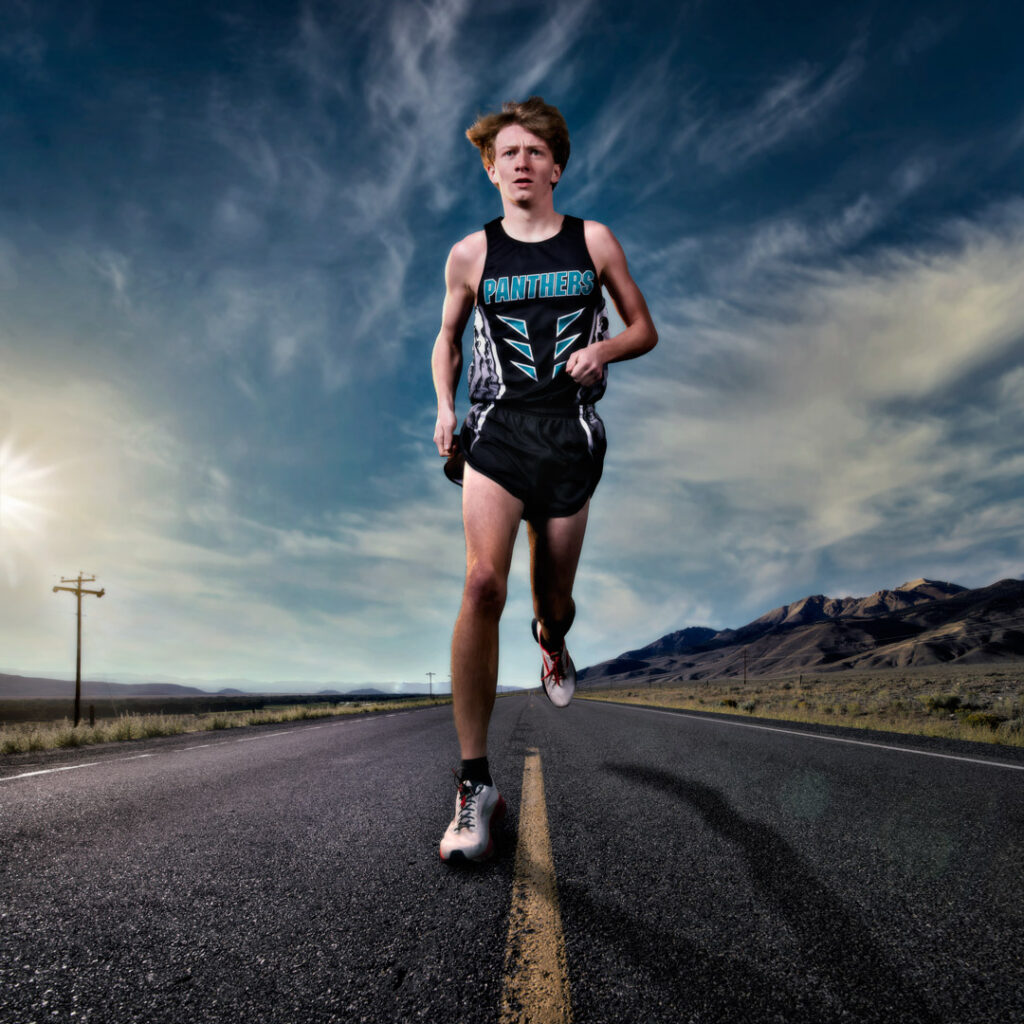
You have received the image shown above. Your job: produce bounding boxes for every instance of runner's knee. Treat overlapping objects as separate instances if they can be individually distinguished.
[464,564,507,616]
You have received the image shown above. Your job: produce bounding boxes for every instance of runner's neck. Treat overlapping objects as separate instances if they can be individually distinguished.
[499,207,564,243]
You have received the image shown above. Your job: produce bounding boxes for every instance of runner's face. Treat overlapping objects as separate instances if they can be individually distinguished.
[487,125,561,201]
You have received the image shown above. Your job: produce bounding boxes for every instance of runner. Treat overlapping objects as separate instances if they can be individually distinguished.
[432,97,658,862]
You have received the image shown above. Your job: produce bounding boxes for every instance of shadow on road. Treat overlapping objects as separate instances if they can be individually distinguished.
[581,762,943,1024]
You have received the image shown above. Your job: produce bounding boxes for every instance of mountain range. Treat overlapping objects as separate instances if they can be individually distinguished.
[0,676,393,700]
[579,577,1024,685]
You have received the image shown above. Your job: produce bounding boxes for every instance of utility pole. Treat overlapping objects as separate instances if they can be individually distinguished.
[53,573,105,727]
[426,671,435,698]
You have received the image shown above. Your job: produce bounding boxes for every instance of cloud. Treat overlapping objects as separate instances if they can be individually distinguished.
[631,148,938,309]
[589,199,1024,623]
[285,2,357,109]
[500,0,595,100]
[0,356,472,682]
[125,464,471,679]
[191,0,485,396]
[893,14,959,65]
[572,52,696,208]
[357,0,474,216]
[697,45,865,172]
[91,250,131,309]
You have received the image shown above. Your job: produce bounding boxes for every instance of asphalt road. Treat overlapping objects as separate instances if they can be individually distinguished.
[1,696,1022,1023]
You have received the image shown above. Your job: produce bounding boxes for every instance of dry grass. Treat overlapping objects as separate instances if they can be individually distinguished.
[580,663,1024,748]
[0,697,452,755]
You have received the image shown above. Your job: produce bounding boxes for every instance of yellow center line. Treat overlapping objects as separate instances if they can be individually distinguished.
[500,747,572,1024]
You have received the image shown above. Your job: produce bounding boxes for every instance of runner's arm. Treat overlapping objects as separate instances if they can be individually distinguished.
[431,240,478,456]
[568,221,658,387]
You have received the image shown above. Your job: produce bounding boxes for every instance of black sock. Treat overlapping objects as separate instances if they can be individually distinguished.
[459,756,492,787]
[538,600,575,651]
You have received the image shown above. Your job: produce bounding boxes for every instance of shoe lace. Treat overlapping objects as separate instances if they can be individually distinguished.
[454,776,480,831]
[542,646,565,688]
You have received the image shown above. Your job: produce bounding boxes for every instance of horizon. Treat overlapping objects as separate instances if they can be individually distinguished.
[2,1,1023,691]
[6,570,1017,691]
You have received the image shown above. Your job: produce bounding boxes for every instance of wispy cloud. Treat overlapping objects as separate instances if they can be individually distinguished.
[697,44,865,172]
[500,0,595,100]
[91,250,131,309]
[284,2,357,110]
[633,150,937,301]
[357,0,474,216]
[893,13,959,65]
[572,52,695,208]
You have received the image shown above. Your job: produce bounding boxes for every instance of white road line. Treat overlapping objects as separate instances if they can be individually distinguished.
[0,709,419,783]
[587,700,1024,772]
[0,763,100,782]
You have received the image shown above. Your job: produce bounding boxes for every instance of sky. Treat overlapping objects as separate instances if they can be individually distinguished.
[1,0,1023,692]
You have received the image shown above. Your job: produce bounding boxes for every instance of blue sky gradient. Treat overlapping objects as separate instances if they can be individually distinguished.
[1,0,1023,690]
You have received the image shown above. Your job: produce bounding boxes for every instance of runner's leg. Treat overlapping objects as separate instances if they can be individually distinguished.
[451,463,524,759]
[528,500,589,650]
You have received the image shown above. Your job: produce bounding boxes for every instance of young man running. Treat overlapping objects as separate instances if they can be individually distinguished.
[432,97,657,863]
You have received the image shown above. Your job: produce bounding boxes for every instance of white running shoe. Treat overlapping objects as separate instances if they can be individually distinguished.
[439,777,506,863]
[532,618,576,708]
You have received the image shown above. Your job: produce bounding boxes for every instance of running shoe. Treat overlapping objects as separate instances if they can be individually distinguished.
[439,777,506,863]
[532,618,576,707]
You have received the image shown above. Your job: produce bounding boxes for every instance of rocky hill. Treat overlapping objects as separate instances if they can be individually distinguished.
[580,577,1024,685]
[746,579,965,629]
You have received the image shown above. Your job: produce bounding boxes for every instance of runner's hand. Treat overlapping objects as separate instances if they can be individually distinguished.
[434,409,458,457]
[566,347,605,387]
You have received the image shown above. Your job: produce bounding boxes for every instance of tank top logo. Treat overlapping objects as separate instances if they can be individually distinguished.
[481,269,594,304]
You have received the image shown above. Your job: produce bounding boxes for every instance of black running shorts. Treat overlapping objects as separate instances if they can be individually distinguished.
[459,402,607,520]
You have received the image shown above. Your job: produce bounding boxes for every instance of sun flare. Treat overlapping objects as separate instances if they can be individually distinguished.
[0,439,56,578]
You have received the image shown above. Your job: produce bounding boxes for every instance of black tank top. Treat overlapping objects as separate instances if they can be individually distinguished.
[467,215,610,410]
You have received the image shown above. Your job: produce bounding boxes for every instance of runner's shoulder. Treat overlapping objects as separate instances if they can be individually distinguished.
[582,220,624,275]
[582,219,619,248]
[449,229,487,266]
[447,230,487,295]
